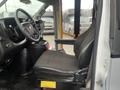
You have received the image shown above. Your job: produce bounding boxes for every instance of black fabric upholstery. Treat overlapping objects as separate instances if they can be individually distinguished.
[34,23,95,80]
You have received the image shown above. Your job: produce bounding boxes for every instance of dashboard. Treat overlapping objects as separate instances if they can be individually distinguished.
[0,17,43,64]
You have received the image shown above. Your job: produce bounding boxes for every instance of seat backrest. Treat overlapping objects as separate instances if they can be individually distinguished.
[74,23,95,69]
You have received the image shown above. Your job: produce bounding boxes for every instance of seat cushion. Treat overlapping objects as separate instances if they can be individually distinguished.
[34,50,79,80]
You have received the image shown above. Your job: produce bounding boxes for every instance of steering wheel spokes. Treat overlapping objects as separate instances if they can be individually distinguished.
[15,8,40,42]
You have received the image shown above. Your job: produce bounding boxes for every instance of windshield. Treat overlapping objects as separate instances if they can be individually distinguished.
[0,0,44,18]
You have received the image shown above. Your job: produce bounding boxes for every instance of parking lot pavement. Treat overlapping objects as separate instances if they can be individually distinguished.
[43,34,74,55]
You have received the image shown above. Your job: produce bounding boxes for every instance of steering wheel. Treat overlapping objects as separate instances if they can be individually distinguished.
[15,8,40,42]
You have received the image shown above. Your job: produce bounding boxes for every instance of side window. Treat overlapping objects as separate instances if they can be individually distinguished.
[80,9,93,34]
[41,6,56,49]
[41,6,54,35]
[63,0,93,36]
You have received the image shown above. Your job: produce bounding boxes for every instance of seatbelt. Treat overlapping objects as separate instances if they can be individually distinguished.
[74,0,81,38]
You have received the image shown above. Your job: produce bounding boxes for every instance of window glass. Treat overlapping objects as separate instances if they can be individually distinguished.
[41,6,55,49]
[41,5,54,34]
[0,0,44,18]
[63,0,93,36]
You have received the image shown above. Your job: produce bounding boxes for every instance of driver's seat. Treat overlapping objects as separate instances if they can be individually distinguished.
[34,23,95,82]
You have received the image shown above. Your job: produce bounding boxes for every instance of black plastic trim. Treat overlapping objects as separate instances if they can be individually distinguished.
[55,39,75,45]
[111,54,120,58]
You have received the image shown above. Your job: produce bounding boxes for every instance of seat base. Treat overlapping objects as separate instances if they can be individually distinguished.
[34,50,80,82]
